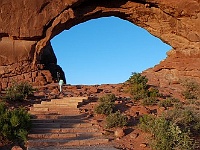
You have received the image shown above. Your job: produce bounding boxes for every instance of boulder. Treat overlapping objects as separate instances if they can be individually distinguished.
[114,128,125,138]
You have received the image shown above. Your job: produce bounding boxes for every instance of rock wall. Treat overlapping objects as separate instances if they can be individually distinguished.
[0,0,199,90]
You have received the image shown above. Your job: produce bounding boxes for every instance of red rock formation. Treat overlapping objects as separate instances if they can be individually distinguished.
[0,0,199,90]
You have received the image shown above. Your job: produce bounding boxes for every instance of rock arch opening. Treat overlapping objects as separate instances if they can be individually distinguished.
[51,16,171,85]
[0,0,199,90]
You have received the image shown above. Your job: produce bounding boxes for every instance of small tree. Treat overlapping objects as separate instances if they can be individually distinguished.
[0,102,31,143]
[98,94,116,103]
[127,72,148,100]
[94,94,116,115]
[106,111,128,128]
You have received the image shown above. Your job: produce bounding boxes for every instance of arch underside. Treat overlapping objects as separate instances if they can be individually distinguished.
[35,0,200,64]
[0,0,199,90]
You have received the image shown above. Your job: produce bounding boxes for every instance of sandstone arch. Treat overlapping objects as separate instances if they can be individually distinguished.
[0,0,200,90]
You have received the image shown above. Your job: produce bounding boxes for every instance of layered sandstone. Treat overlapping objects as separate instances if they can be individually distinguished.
[0,0,199,90]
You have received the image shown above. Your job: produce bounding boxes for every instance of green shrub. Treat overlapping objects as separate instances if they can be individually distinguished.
[165,107,200,134]
[174,102,183,109]
[98,94,116,103]
[0,102,6,114]
[139,106,200,150]
[139,114,155,132]
[152,121,195,150]
[158,98,174,108]
[5,81,35,101]
[0,102,31,143]
[181,79,200,100]
[126,72,148,100]
[148,87,160,98]
[142,97,157,106]
[126,73,161,102]
[139,114,196,150]
[94,102,115,115]
[106,111,128,128]
[94,94,115,115]
[127,72,148,87]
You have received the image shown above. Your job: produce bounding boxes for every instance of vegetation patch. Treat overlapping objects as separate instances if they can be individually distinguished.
[0,102,31,145]
[94,101,115,115]
[94,94,116,115]
[158,98,180,108]
[126,72,148,100]
[142,97,157,106]
[4,81,35,101]
[94,94,128,129]
[164,107,200,134]
[106,111,128,128]
[98,94,116,103]
[139,106,200,150]
[125,73,160,106]
[181,79,200,100]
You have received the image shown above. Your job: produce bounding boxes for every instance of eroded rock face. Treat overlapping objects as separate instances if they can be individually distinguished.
[0,0,199,90]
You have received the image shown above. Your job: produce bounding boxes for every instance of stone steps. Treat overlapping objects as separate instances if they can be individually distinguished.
[30,114,88,119]
[29,108,80,113]
[27,138,109,148]
[50,98,88,103]
[31,122,95,128]
[30,127,99,134]
[28,133,77,139]
[33,103,80,107]
[28,146,119,150]
[27,97,109,149]
[33,96,88,107]
[30,118,90,123]
[38,103,80,108]
[28,132,103,139]
[28,110,80,115]
[32,104,79,108]
[30,107,81,114]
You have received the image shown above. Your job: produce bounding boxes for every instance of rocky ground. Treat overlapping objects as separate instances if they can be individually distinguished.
[31,83,157,150]
[0,82,199,150]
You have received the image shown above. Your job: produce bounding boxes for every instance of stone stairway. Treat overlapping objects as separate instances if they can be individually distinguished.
[26,97,110,149]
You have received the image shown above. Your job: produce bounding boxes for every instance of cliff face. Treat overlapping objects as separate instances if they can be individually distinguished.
[0,0,199,90]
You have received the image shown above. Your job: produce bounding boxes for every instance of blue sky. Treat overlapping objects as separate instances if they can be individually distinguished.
[51,16,171,85]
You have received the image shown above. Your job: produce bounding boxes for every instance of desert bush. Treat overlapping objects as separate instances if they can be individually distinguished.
[94,94,115,115]
[0,102,31,143]
[0,102,6,114]
[158,98,180,108]
[139,114,155,132]
[98,94,116,103]
[126,73,161,102]
[127,72,148,87]
[106,111,128,128]
[139,114,196,150]
[158,98,173,108]
[181,79,200,100]
[139,105,200,150]
[164,107,200,134]
[141,87,161,106]
[174,102,184,109]
[94,102,115,115]
[5,81,35,101]
[126,72,148,100]
[142,97,157,106]
[148,87,160,98]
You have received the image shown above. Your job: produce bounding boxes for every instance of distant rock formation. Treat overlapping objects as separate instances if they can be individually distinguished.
[0,0,199,90]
